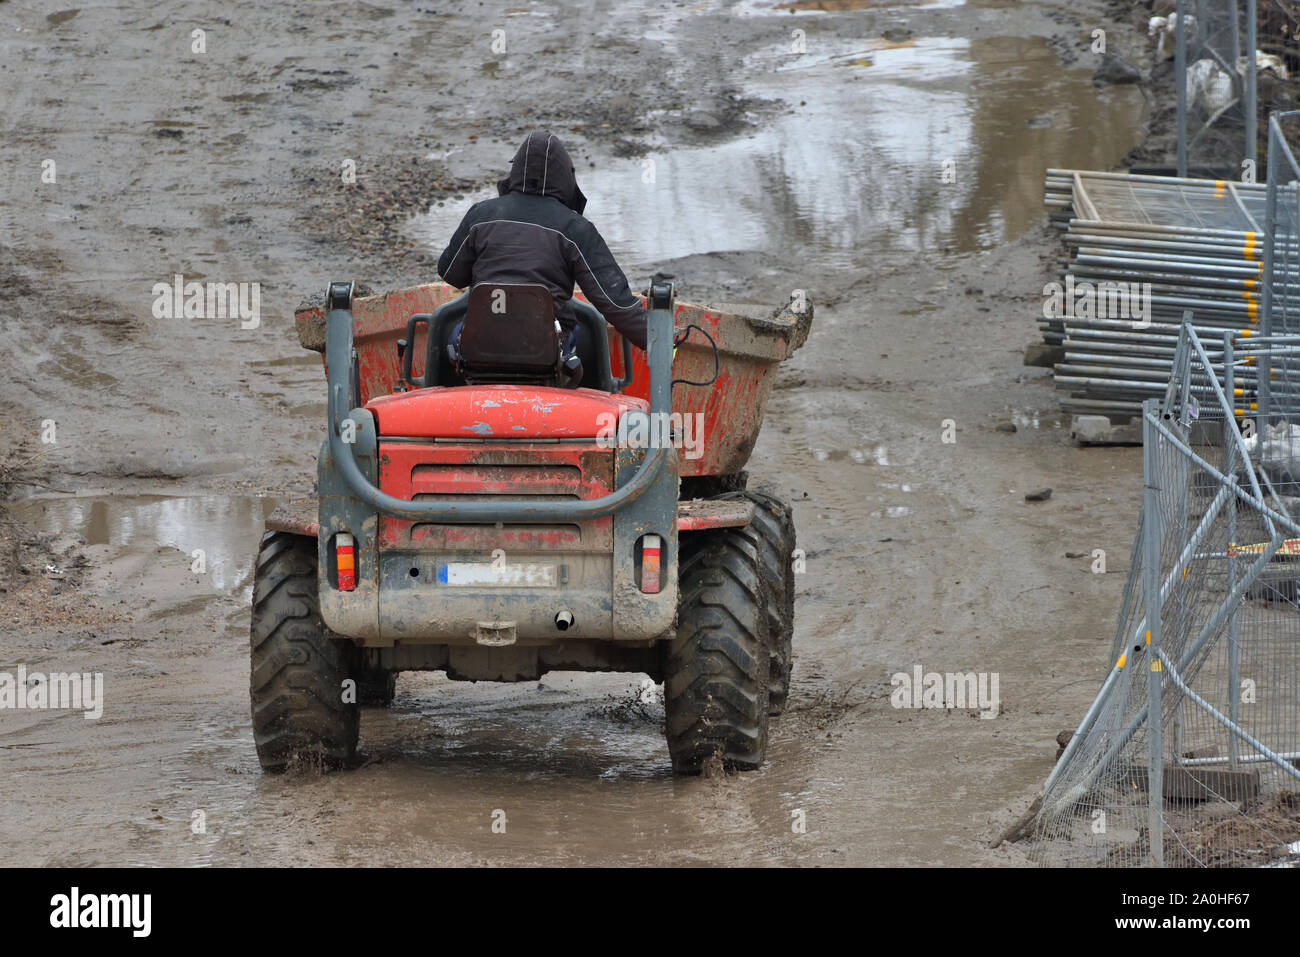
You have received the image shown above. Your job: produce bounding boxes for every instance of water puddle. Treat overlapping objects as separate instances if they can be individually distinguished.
[10,494,278,595]
[740,0,966,11]
[409,28,1141,272]
[46,9,80,28]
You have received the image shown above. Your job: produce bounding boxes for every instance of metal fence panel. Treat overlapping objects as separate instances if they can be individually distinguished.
[1030,324,1300,866]
[1175,0,1258,176]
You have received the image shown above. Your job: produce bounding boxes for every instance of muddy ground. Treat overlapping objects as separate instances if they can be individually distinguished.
[1,0,1166,865]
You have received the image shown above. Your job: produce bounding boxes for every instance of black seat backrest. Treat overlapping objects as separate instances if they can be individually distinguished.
[459,283,559,380]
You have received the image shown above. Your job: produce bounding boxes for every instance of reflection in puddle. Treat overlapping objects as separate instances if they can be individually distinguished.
[410,33,1140,271]
[776,0,955,10]
[745,0,966,12]
[10,494,277,594]
[769,35,967,75]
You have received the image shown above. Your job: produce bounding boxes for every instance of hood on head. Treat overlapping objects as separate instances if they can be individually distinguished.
[497,129,587,214]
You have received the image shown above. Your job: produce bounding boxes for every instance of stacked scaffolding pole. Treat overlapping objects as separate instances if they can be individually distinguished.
[1040,166,1300,422]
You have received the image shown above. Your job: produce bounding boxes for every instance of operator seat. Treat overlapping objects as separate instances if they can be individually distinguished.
[416,286,623,392]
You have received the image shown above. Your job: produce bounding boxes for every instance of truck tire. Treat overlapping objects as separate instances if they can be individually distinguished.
[357,669,397,707]
[665,526,770,773]
[721,491,796,714]
[250,531,359,771]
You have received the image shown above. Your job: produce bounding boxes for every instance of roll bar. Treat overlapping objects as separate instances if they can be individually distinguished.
[323,279,674,522]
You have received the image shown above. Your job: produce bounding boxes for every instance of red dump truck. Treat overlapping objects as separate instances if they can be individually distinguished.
[251,278,811,774]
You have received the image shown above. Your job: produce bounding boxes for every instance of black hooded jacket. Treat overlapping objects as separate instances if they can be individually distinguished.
[437,130,648,350]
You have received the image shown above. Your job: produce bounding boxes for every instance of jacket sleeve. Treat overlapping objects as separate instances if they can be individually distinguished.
[437,207,479,289]
[566,221,647,351]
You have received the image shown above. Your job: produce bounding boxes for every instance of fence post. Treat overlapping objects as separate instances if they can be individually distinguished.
[1176,0,1188,178]
[1247,0,1258,173]
[1223,332,1241,770]
[1261,115,1278,423]
[1142,397,1165,867]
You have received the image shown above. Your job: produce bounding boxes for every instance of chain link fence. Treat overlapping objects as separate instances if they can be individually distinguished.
[1023,111,1300,867]
[1260,111,1300,414]
[1028,323,1300,866]
[1173,0,1259,177]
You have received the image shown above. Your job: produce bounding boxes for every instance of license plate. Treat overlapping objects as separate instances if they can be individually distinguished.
[436,562,558,587]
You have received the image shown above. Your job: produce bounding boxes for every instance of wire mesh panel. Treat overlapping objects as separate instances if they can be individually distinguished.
[1193,0,1244,86]
[1175,0,1257,174]
[1261,113,1300,417]
[1077,174,1261,231]
[1030,325,1300,867]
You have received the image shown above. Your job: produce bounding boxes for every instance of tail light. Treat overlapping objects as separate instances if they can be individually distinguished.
[336,533,356,591]
[640,534,661,594]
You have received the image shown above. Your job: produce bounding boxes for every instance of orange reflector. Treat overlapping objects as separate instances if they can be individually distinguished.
[641,534,661,594]
[337,533,356,591]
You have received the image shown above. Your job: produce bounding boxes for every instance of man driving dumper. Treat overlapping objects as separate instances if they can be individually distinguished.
[437,129,648,356]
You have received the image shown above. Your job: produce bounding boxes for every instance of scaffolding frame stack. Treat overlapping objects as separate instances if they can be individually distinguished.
[1039,167,1300,431]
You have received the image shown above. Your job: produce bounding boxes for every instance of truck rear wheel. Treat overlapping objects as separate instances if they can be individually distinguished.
[721,491,796,714]
[665,526,770,774]
[250,531,360,771]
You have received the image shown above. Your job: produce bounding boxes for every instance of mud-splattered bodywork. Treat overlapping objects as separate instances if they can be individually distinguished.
[295,282,812,477]
[291,281,809,679]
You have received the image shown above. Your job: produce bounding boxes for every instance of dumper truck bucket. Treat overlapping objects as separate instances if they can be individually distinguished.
[297,282,813,481]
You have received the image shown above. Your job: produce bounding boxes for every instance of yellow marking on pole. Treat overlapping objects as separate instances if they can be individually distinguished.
[1231,537,1300,555]
[1215,180,1226,197]
[1244,277,1256,290]
[1244,232,1257,258]
[1145,629,1151,645]
[1246,298,1258,320]
[1117,653,1127,670]
[1151,659,1163,672]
